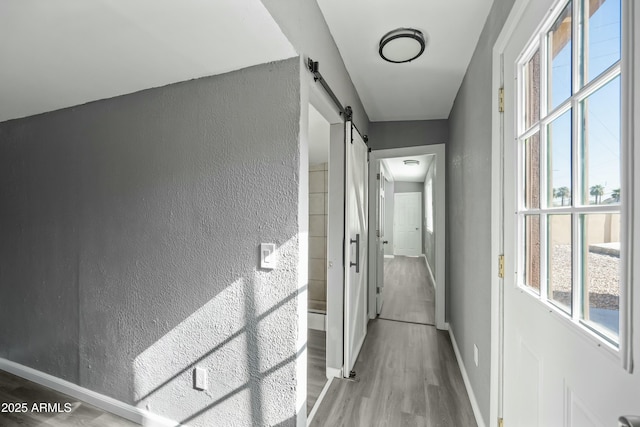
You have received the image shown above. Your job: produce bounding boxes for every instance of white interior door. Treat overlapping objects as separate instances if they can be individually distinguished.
[502,0,640,425]
[376,164,386,315]
[344,122,368,376]
[393,192,422,256]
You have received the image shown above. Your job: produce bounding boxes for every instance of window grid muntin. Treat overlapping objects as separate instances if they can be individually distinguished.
[515,0,622,346]
[520,61,621,141]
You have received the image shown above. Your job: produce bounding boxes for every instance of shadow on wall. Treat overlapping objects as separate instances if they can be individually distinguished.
[133,238,305,426]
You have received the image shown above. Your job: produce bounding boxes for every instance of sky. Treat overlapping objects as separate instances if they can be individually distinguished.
[549,0,621,204]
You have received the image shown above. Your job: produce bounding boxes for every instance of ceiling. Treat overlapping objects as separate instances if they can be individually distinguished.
[383,154,434,183]
[316,0,494,121]
[0,0,296,122]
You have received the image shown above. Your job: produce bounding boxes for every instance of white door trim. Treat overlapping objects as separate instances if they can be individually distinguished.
[306,80,345,393]
[369,144,446,330]
[490,1,531,424]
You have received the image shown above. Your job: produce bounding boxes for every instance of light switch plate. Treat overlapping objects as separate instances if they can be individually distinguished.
[194,367,208,391]
[260,243,277,269]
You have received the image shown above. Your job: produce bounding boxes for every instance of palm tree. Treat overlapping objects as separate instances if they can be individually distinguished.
[612,188,620,203]
[590,184,605,204]
[557,186,570,206]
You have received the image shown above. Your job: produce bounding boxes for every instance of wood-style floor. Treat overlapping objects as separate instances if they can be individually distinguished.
[307,329,327,412]
[380,256,435,325]
[0,370,138,427]
[310,256,477,427]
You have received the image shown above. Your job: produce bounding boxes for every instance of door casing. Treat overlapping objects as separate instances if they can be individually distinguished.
[368,145,447,329]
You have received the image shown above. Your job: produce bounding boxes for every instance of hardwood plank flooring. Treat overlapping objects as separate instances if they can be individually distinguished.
[380,256,435,325]
[307,329,327,412]
[0,369,138,427]
[309,320,477,427]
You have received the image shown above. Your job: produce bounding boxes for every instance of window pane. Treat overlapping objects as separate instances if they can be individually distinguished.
[524,133,541,209]
[548,109,572,207]
[581,75,621,205]
[548,214,572,313]
[548,1,573,110]
[581,213,620,338]
[582,0,621,86]
[525,49,541,129]
[524,215,541,293]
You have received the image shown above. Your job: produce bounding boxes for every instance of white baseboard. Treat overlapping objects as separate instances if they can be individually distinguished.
[325,366,342,379]
[421,254,437,290]
[447,329,486,427]
[383,254,394,259]
[307,376,333,426]
[0,358,181,427]
[308,312,326,331]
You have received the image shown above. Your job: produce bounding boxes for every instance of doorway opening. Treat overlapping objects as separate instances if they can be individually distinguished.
[306,103,330,417]
[377,155,435,326]
[368,145,446,330]
[304,88,347,425]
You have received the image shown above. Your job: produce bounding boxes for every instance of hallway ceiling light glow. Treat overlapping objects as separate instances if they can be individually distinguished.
[379,28,426,63]
[403,159,420,166]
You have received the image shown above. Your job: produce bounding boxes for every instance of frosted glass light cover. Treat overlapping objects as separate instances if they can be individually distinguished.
[379,28,426,63]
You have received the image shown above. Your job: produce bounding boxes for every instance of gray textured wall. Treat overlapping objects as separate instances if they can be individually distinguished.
[262,0,369,134]
[0,58,303,427]
[447,0,515,424]
[369,120,448,150]
[392,182,424,255]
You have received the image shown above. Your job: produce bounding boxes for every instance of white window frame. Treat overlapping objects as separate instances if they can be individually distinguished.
[514,0,630,356]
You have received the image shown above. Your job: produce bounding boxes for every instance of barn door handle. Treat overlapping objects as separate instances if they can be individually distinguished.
[350,234,360,273]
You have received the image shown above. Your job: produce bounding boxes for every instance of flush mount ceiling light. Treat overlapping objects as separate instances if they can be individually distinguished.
[379,28,426,63]
[403,159,420,166]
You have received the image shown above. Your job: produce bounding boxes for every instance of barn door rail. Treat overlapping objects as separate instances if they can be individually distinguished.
[307,57,352,121]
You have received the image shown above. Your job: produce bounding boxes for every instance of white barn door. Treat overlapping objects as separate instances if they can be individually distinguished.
[344,122,368,376]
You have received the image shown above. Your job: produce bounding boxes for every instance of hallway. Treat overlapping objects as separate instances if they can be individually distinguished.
[380,256,435,325]
[310,257,475,426]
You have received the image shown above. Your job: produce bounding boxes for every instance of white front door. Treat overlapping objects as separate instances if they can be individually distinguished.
[344,122,368,376]
[393,192,422,256]
[502,0,640,425]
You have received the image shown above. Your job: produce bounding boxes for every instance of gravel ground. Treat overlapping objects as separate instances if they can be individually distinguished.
[548,244,619,310]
